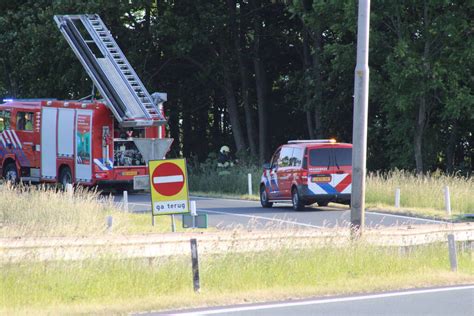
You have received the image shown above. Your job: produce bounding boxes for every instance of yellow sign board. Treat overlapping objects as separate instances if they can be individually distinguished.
[148,158,190,215]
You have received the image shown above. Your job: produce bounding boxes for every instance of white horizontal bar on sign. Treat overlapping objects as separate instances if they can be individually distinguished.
[153,175,184,184]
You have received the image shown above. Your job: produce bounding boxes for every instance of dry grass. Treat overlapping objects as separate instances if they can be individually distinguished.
[366,170,474,218]
[0,183,181,237]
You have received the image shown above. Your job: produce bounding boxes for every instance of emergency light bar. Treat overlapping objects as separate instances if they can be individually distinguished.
[288,139,337,144]
[2,98,57,102]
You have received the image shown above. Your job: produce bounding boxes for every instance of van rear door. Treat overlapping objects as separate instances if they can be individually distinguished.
[307,146,352,196]
[329,146,352,195]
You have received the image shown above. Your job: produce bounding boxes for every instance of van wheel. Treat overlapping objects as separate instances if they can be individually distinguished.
[4,163,19,183]
[59,167,72,188]
[317,201,329,207]
[260,185,273,208]
[291,187,305,211]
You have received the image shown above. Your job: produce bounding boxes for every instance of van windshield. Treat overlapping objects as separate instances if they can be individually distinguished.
[309,148,352,167]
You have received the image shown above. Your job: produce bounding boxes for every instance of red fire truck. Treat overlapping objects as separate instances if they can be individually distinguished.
[0,99,170,188]
[0,14,174,188]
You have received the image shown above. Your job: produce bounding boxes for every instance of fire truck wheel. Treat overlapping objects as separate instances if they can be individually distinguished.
[4,163,19,183]
[291,187,305,211]
[59,168,72,188]
[260,185,273,208]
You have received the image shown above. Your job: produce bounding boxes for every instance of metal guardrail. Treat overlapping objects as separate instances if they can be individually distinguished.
[1,224,473,263]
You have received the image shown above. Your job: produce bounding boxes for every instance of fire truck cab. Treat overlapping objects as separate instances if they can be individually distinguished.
[0,99,169,188]
[0,14,175,188]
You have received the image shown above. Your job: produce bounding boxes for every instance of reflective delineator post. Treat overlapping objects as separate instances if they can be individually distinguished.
[248,173,253,196]
[395,188,401,208]
[444,186,451,216]
[66,183,73,198]
[123,190,128,212]
[106,215,113,232]
[351,0,371,237]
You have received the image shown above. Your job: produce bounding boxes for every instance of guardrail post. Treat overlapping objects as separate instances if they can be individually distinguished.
[123,190,129,212]
[447,234,458,272]
[190,238,200,292]
[470,241,474,261]
[444,186,451,216]
[248,173,253,196]
[395,188,400,208]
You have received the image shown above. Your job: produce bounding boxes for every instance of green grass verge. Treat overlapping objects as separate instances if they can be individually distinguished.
[2,243,473,314]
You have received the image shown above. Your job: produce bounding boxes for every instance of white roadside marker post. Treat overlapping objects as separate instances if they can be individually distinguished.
[248,173,253,196]
[123,190,128,212]
[444,186,451,216]
[66,183,73,199]
[106,215,113,232]
[395,188,401,209]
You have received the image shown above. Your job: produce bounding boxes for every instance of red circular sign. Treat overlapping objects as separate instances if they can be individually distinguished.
[152,162,185,196]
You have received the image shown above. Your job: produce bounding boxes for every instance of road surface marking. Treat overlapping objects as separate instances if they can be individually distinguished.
[123,199,444,225]
[192,196,261,203]
[201,209,324,228]
[171,285,474,315]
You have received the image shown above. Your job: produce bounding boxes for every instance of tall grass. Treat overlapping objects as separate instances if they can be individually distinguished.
[189,164,473,215]
[366,170,474,215]
[0,184,176,237]
[2,243,473,313]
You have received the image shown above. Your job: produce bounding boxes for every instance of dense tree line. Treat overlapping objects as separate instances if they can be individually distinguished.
[0,0,472,173]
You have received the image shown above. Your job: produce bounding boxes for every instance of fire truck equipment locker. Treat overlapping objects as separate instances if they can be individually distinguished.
[57,109,75,158]
[75,109,93,182]
[41,107,57,180]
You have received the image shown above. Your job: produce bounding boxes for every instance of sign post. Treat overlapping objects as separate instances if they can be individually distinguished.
[148,159,190,226]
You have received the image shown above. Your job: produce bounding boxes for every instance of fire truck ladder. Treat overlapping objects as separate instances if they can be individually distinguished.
[54,14,166,127]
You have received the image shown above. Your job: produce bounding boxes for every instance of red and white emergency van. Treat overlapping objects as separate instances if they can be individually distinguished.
[260,139,352,210]
[0,99,170,188]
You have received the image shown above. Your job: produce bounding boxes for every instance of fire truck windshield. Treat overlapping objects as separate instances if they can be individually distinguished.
[0,110,11,132]
[16,112,34,131]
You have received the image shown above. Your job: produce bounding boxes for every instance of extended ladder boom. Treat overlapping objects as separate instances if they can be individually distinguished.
[54,14,166,127]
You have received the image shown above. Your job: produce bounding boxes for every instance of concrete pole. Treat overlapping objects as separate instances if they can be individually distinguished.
[351,0,371,236]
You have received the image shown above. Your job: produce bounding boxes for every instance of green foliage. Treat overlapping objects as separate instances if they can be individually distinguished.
[0,0,471,172]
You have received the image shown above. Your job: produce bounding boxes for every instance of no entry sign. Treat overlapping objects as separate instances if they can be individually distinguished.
[149,159,190,215]
[152,162,185,196]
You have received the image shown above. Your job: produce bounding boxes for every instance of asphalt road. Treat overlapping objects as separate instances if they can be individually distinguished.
[114,193,445,229]
[149,285,474,316]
